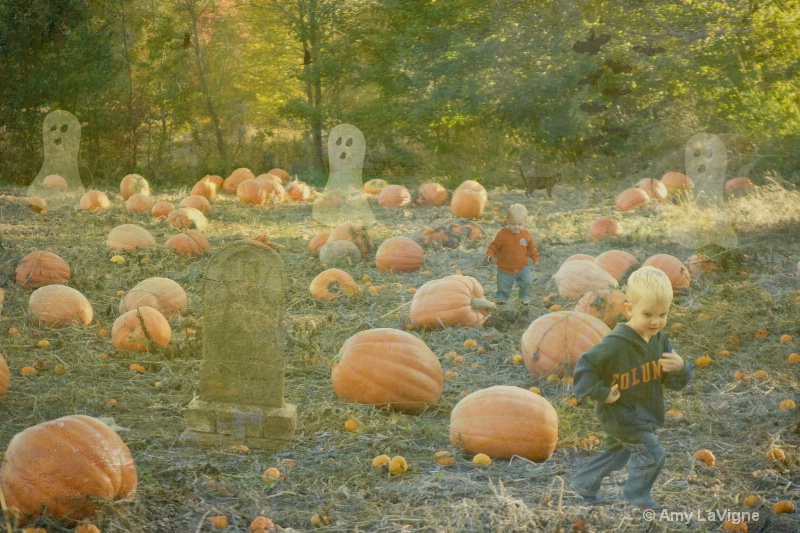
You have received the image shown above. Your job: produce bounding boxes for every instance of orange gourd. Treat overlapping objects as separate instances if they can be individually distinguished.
[223,167,256,194]
[106,224,157,252]
[15,251,71,290]
[375,237,424,273]
[450,180,487,219]
[165,231,211,258]
[118,277,188,318]
[450,385,559,461]
[522,311,610,377]
[28,285,93,327]
[378,184,412,207]
[415,182,449,206]
[0,414,137,526]
[642,254,691,291]
[588,218,621,240]
[309,268,360,300]
[79,190,111,211]
[574,288,627,326]
[120,174,150,199]
[179,195,212,215]
[615,187,650,211]
[112,306,172,352]
[554,260,618,299]
[594,250,640,282]
[410,275,495,328]
[331,328,443,414]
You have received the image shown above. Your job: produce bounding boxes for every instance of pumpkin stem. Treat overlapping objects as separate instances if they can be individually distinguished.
[470,297,497,310]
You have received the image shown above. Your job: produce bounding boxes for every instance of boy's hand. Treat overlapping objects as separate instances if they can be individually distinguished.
[486,255,493,263]
[605,384,620,404]
[660,350,685,372]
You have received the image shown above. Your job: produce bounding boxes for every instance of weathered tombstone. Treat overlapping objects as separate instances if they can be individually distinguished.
[183,240,296,450]
[312,123,376,227]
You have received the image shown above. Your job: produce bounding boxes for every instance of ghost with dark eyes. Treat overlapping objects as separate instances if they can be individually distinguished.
[27,110,85,210]
[312,123,375,227]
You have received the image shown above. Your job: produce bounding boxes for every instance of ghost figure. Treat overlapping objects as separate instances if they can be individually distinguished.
[312,123,375,227]
[671,133,737,250]
[27,110,85,211]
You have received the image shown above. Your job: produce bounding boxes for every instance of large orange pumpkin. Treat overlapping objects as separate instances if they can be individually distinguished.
[165,231,210,258]
[191,177,217,199]
[450,180,487,219]
[378,184,412,207]
[660,172,693,194]
[636,178,668,201]
[237,179,267,205]
[554,260,618,299]
[724,177,755,198]
[521,311,610,377]
[28,285,93,327]
[118,277,187,318]
[223,168,256,194]
[328,223,375,259]
[0,414,137,526]
[15,251,71,290]
[331,328,443,414]
[450,385,558,461]
[112,306,171,352]
[106,224,157,252]
[642,254,691,291]
[120,174,150,200]
[309,268,360,300]
[594,250,640,282]
[167,207,207,230]
[375,237,424,273]
[0,352,9,401]
[179,195,212,215]
[414,182,449,206]
[574,289,627,326]
[588,218,621,240]
[564,253,595,263]
[259,179,286,203]
[151,200,175,219]
[410,275,495,328]
[125,193,154,214]
[615,187,650,211]
[267,168,291,182]
[79,190,111,211]
[308,232,331,256]
[204,175,224,190]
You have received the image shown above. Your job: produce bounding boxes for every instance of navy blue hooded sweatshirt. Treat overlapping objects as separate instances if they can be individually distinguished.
[573,323,692,435]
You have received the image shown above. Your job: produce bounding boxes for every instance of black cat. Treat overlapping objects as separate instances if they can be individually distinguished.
[519,166,561,198]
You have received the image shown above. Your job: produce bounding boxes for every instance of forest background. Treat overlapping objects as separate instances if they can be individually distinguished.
[1,0,799,190]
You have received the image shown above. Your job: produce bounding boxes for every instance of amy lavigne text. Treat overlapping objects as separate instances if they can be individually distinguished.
[643,508,759,524]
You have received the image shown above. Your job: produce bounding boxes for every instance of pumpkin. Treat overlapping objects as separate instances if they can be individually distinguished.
[28,285,93,327]
[106,224,157,252]
[15,251,71,290]
[309,268,360,300]
[125,193,154,214]
[259,179,286,202]
[376,237,424,273]
[331,328,444,414]
[250,516,276,532]
[308,232,331,256]
[75,524,101,533]
[151,200,175,219]
[364,178,388,195]
[588,218,621,240]
[472,453,492,466]
[42,174,68,191]
[388,456,409,474]
[79,190,111,211]
[554,260,618,299]
[693,449,716,466]
[378,184,412,207]
[286,179,312,201]
[410,275,495,328]
[328,223,375,259]
[112,306,171,352]
[120,173,150,199]
[237,179,267,205]
[0,414,137,526]
[165,231,210,258]
[772,500,795,514]
[267,167,291,182]
[204,174,224,190]
[118,277,188,318]
[636,177,668,201]
[685,254,717,278]
[642,254,691,291]
[191,177,217,199]
[522,311,610,377]
[615,187,650,211]
[179,194,212,215]
[434,450,455,466]
[223,167,256,194]
[721,519,747,532]
[594,250,640,282]
[319,240,361,266]
[724,177,755,198]
[660,171,693,193]
[450,180,487,219]
[447,220,484,242]
[0,352,9,401]
[574,289,627,326]
[27,197,47,213]
[415,182,449,206]
[450,385,559,461]
[167,207,207,230]
[564,253,595,263]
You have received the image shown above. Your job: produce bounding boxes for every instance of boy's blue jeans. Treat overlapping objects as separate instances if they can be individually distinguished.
[572,430,666,503]
[496,265,533,303]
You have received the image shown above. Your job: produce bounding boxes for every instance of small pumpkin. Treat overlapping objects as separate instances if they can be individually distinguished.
[309,268,360,300]
[588,218,621,240]
[555,260,618,299]
[364,178,388,195]
[594,250,639,282]
[772,500,794,514]
[223,167,256,194]
[42,174,68,191]
[151,200,175,219]
[615,187,650,211]
[434,450,455,466]
[250,516,276,532]
[28,285,93,327]
[79,190,111,211]
[0,414,136,526]
[450,385,559,461]
[209,516,229,529]
[125,193,154,214]
[308,232,331,256]
[118,277,188,318]
[642,254,691,291]
[389,456,409,474]
[522,311,610,377]
[450,180,487,219]
[0,352,9,401]
[179,194,212,215]
[724,177,755,198]
[378,184,412,207]
[75,524,101,533]
[167,207,208,230]
[410,275,496,328]
[574,289,627,326]
[15,251,71,290]
[660,171,693,193]
[694,448,716,466]
[106,224,157,252]
[636,177,668,201]
[332,328,443,414]
[112,306,172,352]
[120,174,150,199]
[191,177,217,199]
[376,237,424,273]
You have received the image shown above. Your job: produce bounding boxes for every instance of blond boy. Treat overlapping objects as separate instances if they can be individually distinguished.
[486,204,539,304]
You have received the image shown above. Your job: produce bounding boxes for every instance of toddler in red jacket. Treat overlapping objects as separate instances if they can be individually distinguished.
[485,204,539,304]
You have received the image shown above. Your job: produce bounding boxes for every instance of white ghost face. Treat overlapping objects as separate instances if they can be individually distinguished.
[43,110,81,157]
[328,124,366,173]
[686,133,727,204]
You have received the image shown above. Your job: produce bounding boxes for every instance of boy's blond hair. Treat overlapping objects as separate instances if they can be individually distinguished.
[626,266,673,306]
[507,204,527,220]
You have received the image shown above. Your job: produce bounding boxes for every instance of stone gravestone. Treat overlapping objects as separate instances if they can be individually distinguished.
[183,240,296,450]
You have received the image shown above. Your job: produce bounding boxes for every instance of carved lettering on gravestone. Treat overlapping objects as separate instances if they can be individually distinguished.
[312,123,376,227]
[184,241,296,450]
[27,110,86,210]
